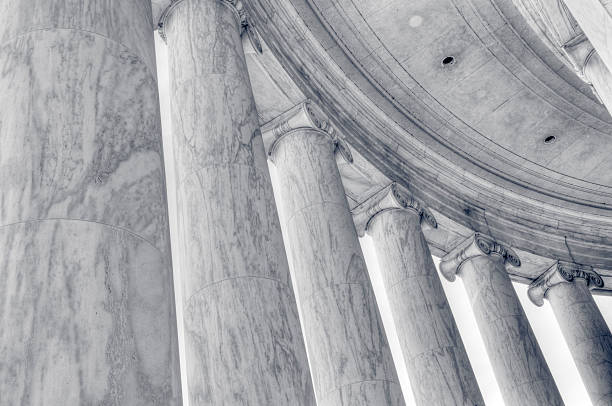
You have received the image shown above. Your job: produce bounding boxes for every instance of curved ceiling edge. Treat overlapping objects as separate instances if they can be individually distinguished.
[244,0,612,269]
[304,0,612,203]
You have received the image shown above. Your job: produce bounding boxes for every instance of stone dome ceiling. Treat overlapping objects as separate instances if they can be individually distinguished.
[233,0,612,285]
[155,0,612,288]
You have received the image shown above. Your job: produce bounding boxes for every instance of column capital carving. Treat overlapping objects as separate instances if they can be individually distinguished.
[528,261,604,306]
[351,182,437,237]
[261,100,353,163]
[562,34,598,80]
[439,233,521,282]
[157,0,263,54]
[513,0,602,99]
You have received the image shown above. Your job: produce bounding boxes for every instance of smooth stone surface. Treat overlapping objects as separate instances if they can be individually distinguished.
[164,0,314,404]
[547,280,612,406]
[368,209,484,406]
[271,129,404,406]
[0,0,181,403]
[459,255,563,406]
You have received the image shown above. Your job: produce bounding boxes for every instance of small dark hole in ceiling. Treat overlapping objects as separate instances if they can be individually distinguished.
[544,135,556,144]
[442,56,455,66]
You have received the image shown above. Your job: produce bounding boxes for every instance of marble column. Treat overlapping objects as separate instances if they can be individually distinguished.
[159,1,314,404]
[563,36,612,115]
[0,0,181,404]
[528,262,612,406]
[352,183,484,406]
[439,234,563,406]
[583,51,612,114]
[562,0,612,75]
[263,102,405,406]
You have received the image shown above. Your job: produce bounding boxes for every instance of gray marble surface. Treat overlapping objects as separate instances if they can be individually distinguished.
[0,0,158,75]
[368,209,484,406]
[165,0,314,404]
[0,0,181,404]
[547,280,612,406]
[271,128,405,405]
[459,255,563,406]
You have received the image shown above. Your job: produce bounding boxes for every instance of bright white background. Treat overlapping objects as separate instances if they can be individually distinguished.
[154,36,612,406]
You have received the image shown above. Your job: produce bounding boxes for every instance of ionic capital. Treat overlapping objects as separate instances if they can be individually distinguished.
[439,233,521,282]
[562,34,598,82]
[157,0,262,53]
[351,182,437,237]
[527,261,604,306]
[261,100,353,163]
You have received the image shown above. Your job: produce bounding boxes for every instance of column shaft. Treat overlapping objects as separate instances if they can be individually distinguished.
[0,0,181,404]
[460,255,563,406]
[584,51,612,114]
[547,281,612,406]
[368,209,484,406]
[271,128,405,405]
[163,0,314,404]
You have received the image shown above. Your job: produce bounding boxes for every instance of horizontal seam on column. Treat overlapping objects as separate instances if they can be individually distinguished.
[573,332,612,342]
[0,217,162,254]
[175,162,263,188]
[386,274,435,291]
[0,27,158,81]
[285,201,348,225]
[476,311,524,327]
[509,376,556,393]
[184,275,291,306]
[319,378,402,400]
[297,282,373,304]
[405,345,460,362]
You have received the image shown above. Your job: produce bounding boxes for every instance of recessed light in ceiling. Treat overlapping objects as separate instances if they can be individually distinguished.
[442,56,455,66]
[544,135,556,144]
[409,15,423,27]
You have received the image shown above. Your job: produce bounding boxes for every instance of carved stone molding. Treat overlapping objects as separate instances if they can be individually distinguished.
[157,0,262,53]
[439,233,521,282]
[351,182,437,237]
[261,100,353,163]
[528,261,604,306]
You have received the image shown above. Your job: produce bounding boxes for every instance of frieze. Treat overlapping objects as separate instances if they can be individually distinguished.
[351,182,437,237]
[528,261,604,306]
[439,233,521,282]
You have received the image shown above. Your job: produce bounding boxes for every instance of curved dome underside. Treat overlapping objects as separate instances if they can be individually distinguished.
[238,0,612,277]
[300,0,612,198]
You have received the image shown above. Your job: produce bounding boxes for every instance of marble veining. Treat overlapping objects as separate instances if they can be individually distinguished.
[164,0,314,404]
[0,0,181,403]
[0,0,157,74]
[0,30,169,250]
[541,267,612,406]
[271,126,404,406]
[456,253,563,406]
[367,208,484,406]
[0,220,180,405]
